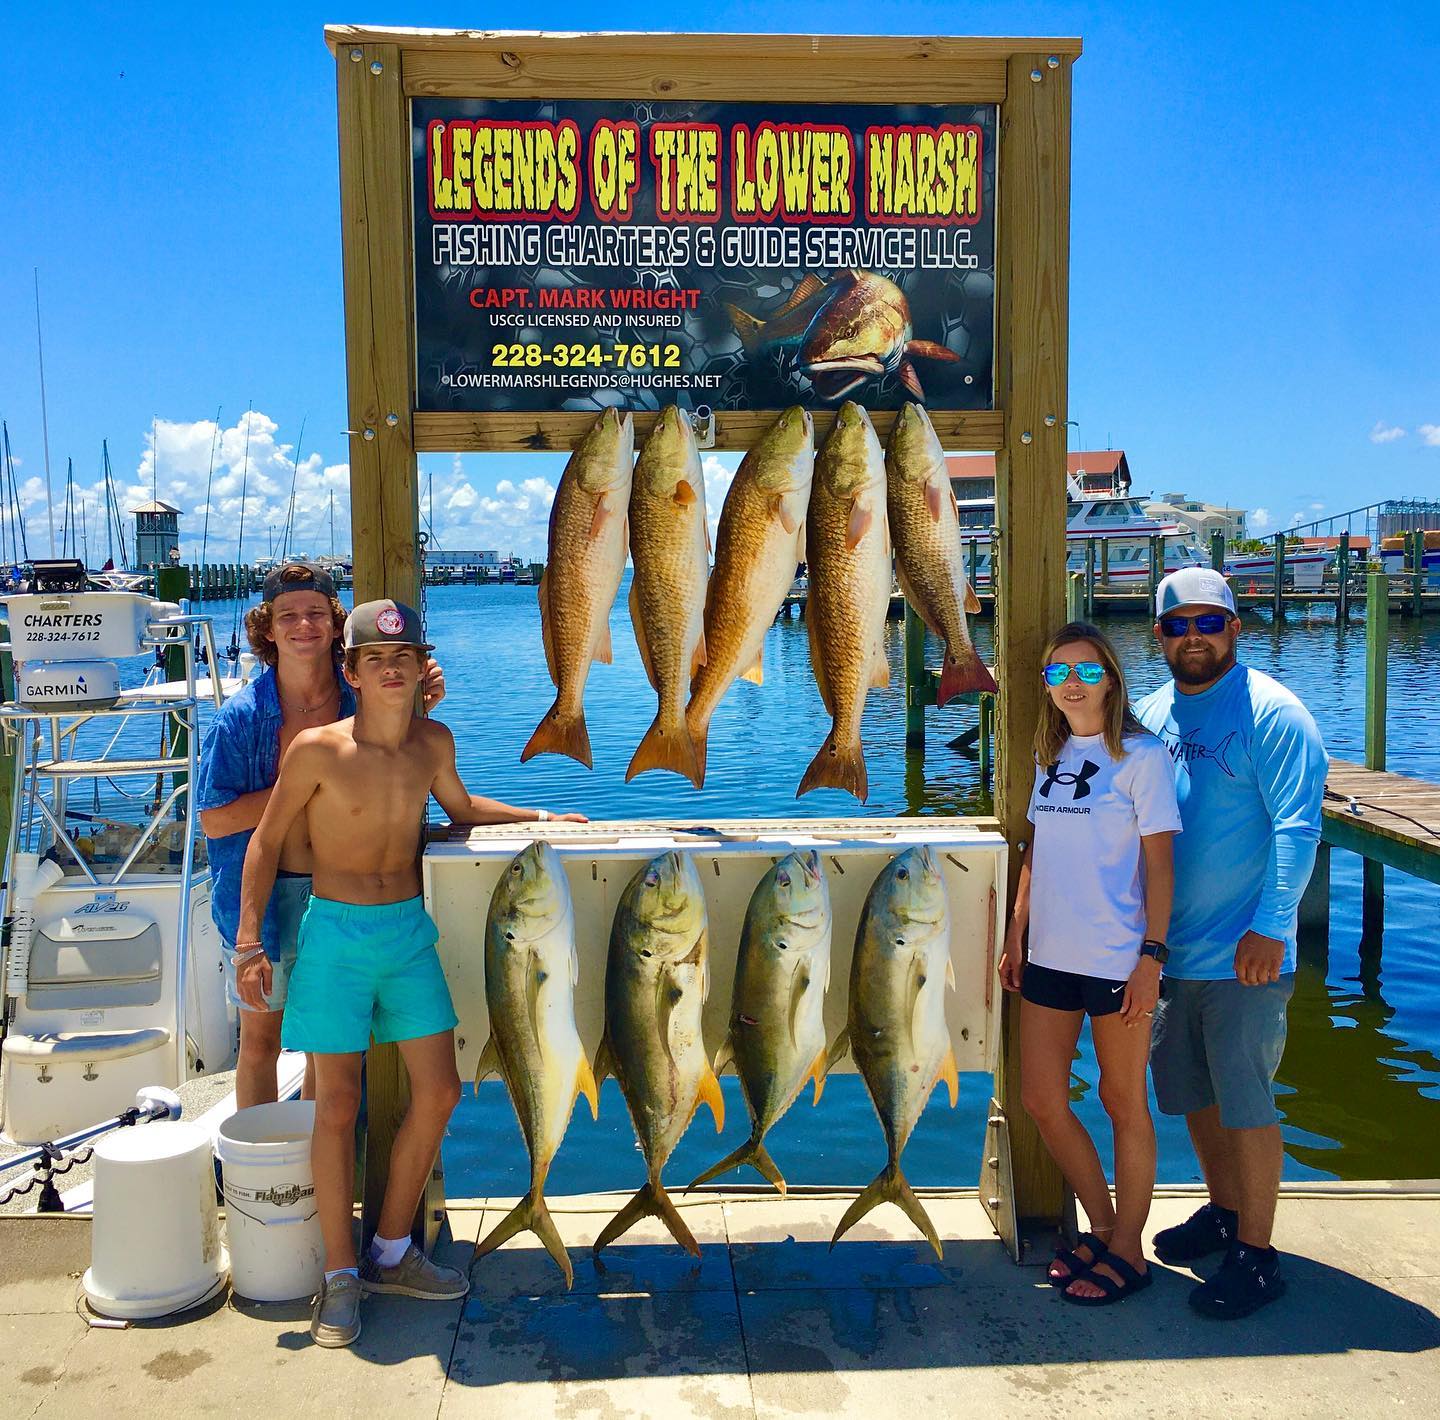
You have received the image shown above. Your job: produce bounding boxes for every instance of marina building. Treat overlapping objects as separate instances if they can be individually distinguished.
[1143,492,1248,544]
[130,499,182,569]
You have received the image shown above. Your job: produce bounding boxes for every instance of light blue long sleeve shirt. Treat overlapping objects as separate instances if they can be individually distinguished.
[1133,663,1327,980]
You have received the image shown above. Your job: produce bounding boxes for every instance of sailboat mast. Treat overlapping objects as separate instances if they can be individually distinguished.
[329,490,335,558]
[33,270,57,555]
[104,444,113,567]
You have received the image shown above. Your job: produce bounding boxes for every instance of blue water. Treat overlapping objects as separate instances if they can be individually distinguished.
[91,586,1440,1186]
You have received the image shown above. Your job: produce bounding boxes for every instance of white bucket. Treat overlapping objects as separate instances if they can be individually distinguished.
[84,1121,228,1319]
[216,1100,323,1302]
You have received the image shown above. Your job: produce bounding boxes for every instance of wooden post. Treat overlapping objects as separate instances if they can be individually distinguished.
[156,568,190,811]
[1083,538,1095,618]
[1412,530,1424,620]
[1066,570,1082,623]
[1298,840,1330,949]
[1337,533,1351,622]
[1210,530,1225,573]
[1365,570,1387,773]
[904,600,927,751]
[1146,535,1162,606]
[1098,536,1108,589]
[335,39,436,1251]
[978,691,994,795]
[991,46,1072,1236]
[1272,533,1285,621]
[968,537,980,595]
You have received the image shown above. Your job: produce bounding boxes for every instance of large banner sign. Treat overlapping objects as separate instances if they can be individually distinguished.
[412,99,997,417]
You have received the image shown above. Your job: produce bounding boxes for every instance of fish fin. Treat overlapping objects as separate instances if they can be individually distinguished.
[690,630,708,676]
[771,491,803,536]
[726,303,766,353]
[934,1044,959,1109]
[574,1053,600,1121]
[945,955,956,992]
[688,1137,786,1194]
[774,273,825,315]
[521,699,593,769]
[657,971,683,1071]
[673,478,698,506]
[589,490,615,540]
[629,581,657,690]
[474,1188,574,1288]
[693,1063,725,1132]
[797,733,869,804]
[826,1027,851,1070]
[924,477,944,524]
[964,582,981,615]
[594,1180,701,1258]
[808,1045,830,1106]
[830,1164,942,1260]
[788,965,812,1050]
[537,570,557,686]
[712,1032,735,1078]
[593,618,613,666]
[906,953,928,1055]
[846,498,875,549]
[869,651,891,689]
[897,360,925,401]
[937,649,997,706]
[807,609,832,713]
[525,959,545,1052]
[472,1035,502,1093]
[592,1036,614,1089]
[906,338,961,364]
[894,561,943,639]
[626,711,701,787]
[740,646,764,686]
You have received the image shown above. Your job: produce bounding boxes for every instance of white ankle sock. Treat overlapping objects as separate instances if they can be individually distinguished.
[370,1234,410,1269]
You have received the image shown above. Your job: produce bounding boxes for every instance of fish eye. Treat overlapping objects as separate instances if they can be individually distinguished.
[510,862,521,875]
[640,948,653,958]
[895,937,905,947]
[897,866,909,880]
[504,931,514,942]
[776,940,788,951]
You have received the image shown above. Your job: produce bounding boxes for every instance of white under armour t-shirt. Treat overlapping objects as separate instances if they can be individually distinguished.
[1025,730,1183,981]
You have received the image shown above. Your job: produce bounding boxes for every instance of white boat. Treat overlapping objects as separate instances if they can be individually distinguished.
[1378,536,1440,587]
[952,480,1332,592]
[0,583,236,1147]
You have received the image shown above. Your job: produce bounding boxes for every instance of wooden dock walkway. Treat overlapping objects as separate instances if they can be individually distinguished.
[1322,759,1440,886]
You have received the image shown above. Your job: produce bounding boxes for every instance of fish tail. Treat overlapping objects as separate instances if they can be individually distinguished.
[593,1180,700,1260]
[829,1163,943,1261]
[687,1136,787,1195]
[474,1188,574,1289]
[682,707,710,789]
[937,648,997,706]
[726,303,766,353]
[626,710,702,787]
[521,697,592,768]
[797,733,869,803]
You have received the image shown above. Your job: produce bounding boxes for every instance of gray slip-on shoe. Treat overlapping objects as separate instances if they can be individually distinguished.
[310,1271,363,1348]
[359,1243,469,1300]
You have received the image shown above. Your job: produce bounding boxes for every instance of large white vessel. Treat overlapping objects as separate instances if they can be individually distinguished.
[952,481,1332,592]
[0,572,237,1146]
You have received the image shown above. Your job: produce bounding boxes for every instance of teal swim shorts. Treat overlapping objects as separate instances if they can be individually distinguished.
[280,895,458,1055]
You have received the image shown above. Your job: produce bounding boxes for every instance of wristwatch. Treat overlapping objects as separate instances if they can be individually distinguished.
[1140,939,1170,965]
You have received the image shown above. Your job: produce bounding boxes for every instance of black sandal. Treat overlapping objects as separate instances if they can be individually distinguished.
[1061,1252,1153,1307]
[1046,1232,1111,1288]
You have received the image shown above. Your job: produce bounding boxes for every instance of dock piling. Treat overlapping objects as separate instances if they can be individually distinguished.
[1210,530,1225,573]
[903,600,927,751]
[1272,533,1285,621]
[1338,534,1351,622]
[1083,539,1095,618]
[1363,570,1388,929]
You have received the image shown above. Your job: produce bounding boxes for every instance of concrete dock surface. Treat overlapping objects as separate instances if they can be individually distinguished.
[3,1186,1438,1418]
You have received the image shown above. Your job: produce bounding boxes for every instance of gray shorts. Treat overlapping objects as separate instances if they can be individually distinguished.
[1150,974,1295,1130]
[223,874,311,1013]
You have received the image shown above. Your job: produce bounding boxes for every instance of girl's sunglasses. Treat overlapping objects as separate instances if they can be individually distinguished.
[1043,661,1106,686]
[1159,613,1229,638]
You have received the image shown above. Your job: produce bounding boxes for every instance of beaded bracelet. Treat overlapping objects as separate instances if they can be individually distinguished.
[231,946,267,968]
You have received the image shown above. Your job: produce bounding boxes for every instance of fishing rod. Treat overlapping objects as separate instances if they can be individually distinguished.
[227,402,253,664]
[279,414,306,562]
[102,441,129,569]
[195,406,221,660]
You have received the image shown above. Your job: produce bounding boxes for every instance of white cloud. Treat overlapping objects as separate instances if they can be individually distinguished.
[701,454,738,548]
[1250,507,1271,530]
[1310,502,1325,512]
[1370,421,1406,444]
[1419,424,1440,447]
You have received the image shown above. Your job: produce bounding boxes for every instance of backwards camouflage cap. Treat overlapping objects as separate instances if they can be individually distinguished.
[343,599,434,653]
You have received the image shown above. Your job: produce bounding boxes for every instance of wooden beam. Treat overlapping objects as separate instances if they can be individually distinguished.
[415,408,1006,455]
[335,40,444,1251]
[990,50,1073,1230]
[338,41,421,608]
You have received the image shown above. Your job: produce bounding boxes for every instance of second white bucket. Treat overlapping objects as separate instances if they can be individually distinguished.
[217,1100,323,1302]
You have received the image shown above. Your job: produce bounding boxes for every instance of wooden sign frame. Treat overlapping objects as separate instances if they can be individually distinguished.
[327,25,1078,1244]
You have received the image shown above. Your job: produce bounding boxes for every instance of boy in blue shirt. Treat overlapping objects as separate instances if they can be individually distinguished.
[1134,568,1327,1319]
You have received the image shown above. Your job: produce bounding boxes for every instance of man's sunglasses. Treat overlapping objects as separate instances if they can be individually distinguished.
[1159,613,1230,638]
[1043,661,1106,686]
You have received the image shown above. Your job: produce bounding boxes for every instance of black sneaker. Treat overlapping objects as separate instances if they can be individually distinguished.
[1188,1242,1286,1320]
[1153,1202,1237,1265]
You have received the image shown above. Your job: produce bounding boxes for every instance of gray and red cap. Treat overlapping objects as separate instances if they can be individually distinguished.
[343,599,434,653]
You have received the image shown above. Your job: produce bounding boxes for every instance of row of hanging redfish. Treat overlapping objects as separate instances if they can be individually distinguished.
[471,840,960,1286]
[521,403,997,802]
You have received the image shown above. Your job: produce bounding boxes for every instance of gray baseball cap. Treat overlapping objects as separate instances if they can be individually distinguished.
[343,599,434,652]
[263,560,337,604]
[1156,567,1236,617]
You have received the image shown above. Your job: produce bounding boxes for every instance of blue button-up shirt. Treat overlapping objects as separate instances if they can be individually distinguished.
[196,665,356,947]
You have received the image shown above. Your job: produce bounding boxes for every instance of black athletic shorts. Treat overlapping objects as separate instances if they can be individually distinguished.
[1021,961,1128,1017]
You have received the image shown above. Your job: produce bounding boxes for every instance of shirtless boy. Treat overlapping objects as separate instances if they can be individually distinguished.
[236,599,585,1347]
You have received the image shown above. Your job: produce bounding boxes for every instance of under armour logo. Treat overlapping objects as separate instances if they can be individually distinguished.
[1040,759,1100,801]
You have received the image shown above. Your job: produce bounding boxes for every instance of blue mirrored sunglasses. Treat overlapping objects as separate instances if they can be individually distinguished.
[1160,613,1229,638]
[1043,661,1106,686]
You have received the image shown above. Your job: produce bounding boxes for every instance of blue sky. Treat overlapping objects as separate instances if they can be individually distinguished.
[1,1,1436,562]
